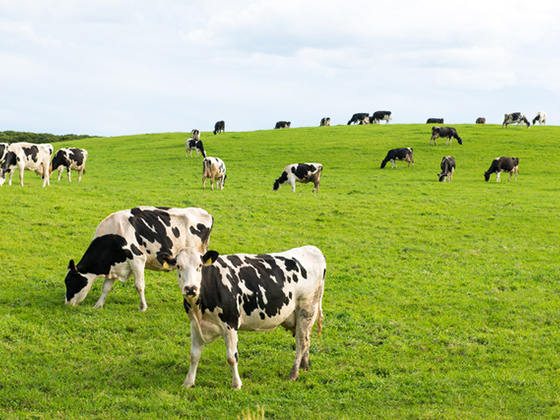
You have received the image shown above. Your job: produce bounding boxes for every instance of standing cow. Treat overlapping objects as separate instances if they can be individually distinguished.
[213,121,225,135]
[484,157,519,182]
[438,156,456,182]
[532,111,547,126]
[476,117,486,124]
[347,113,370,125]
[273,163,323,193]
[426,118,444,124]
[371,110,391,124]
[163,245,326,389]
[380,148,414,169]
[430,127,463,145]
[202,157,226,190]
[0,142,53,187]
[320,117,331,127]
[275,121,291,129]
[502,113,530,128]
[186,130,206,158]
[50,148,88,182]
[64,207,213,311]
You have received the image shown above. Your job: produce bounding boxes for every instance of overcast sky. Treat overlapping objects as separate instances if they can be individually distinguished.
[1,0,559,136]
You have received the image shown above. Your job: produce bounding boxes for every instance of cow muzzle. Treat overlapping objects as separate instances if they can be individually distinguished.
[184,285,198,297]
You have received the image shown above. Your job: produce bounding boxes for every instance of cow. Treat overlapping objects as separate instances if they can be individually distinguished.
[0,143,8,165]
[380,148,414,169]
[430,126,463,146]
[371,110,391,124]
[162,245,326,389]
[273,163,322,193]
[502,113,530,128]
[0,142,53,187]
[275,121,291,129]
[213,121,225,135]
[186,130,206,158]
[50,148,88,182]
[476,117,486,124]
[484,157,519,182]
[202,157,226,190]
[347,113,370,125]
[64,207,213,311]
[426,118,444,124]
[438,156,456,182]
[532,111,547,125]
[320,117,331,127]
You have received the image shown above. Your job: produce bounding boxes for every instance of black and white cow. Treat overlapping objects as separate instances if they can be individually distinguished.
[64,207,213,311]
[186,130,206,158]
[273,163,323,192]
[163,245,326,389]
[430,126,463,146]
[476,117,486,124]
[0,142,53,187]
[532,111,547,125]
[213,121,225,135]
[202,157,226,190]
[320,117,331,127]
[275,121,291,129]
[438,156,456,182]
[371,110,391,124]
[380,148,414,169]
[50,148,88,182]
[347,113,370,125]
[426,118,444,124]
[484,157,519,182]
[502,113,530,128]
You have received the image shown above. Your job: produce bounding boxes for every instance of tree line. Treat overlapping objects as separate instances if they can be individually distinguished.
[0,131,96,144]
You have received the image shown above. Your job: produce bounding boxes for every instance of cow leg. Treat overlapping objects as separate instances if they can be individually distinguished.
[94,277,116,309]
[496,172,501,182]
[224,330,242,389]
[130,259,148,311]
[184,326,204,388]
[77,169,83,182]
[290,305,317,381]
[58,169,63,181]
[67,168,72,182]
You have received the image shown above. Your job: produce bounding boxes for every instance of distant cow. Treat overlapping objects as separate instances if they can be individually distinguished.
[163,245,326,389]
[532,111,547,125]
[426,118,444,124]
[371,110,391,124]
[202,157,226,190]
[502,113,530,128]
[186,130,206,158]
[347,113,370,125]
[213,121,225,135]
[190,129,200,140]
[438,156,456,182]
[275,121,291,129]
[320,117,331,127]
[50,148,88,182]
[0,142,53,187]
[64,207,213,311]
[484,157,519,182]
[476,117,486,124]
[430,126,463,146]
[273,163,323,193]
[380,148,414,169]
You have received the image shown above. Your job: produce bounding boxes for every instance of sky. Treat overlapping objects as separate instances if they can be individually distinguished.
[1,0,559,136]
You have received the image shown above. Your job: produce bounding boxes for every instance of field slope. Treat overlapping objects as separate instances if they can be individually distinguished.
[0,124,559,419]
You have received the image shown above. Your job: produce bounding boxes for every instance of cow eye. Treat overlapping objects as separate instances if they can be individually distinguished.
[177,264,182,270]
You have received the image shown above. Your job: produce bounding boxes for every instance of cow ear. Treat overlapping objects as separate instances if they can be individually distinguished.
[68,259,76,271]
[158,253,177,269]
[202,251,219,265]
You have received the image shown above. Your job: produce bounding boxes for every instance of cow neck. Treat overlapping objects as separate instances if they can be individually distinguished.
[186,298,213,344]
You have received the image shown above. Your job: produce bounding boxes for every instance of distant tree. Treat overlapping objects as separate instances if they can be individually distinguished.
[0,131,96,144]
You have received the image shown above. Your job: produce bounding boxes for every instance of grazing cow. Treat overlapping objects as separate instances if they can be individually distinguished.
[50,148,88,182]
[484,157,519,182]
[64,207,213,311]
[476,117,486,124]
[430,126,463,146]
[371,110,391,124]
[213,121,225,135]
[275,121,291,129]
[502,113,530,128]
[438,156,456,182]
[186,130,206,158]
[347,113,370,125]
[532,111,547,125]
[0,142,53,187]
[380,148,414,169]
[426,118,444,124]
[163,245,326,389]
[320,117,331,127]
[273,163,322,193]
[202,157,226,190]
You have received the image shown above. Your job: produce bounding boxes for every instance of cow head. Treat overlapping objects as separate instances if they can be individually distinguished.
[64,259,97,306]
[484,172,491,182]
[164,248,219,299]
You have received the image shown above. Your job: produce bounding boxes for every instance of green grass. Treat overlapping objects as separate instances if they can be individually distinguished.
[1,124,559,419]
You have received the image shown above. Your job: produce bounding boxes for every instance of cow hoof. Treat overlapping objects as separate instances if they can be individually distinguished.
[139,305,148,312]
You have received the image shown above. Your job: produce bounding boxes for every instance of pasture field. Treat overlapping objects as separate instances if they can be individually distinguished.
[0,123,559,419]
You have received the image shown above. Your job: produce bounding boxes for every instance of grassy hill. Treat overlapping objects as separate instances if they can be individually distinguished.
[0,124,559,419]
